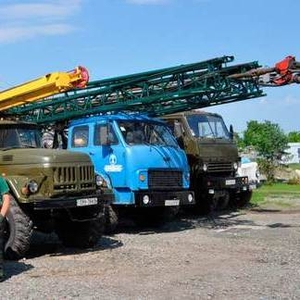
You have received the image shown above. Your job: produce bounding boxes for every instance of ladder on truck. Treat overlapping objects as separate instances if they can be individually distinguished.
[0,66,89,112]
[2,56,265,124]
[2,55,300,124]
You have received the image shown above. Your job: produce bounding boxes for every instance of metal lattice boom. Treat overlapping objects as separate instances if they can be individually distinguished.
[6,56,265,124]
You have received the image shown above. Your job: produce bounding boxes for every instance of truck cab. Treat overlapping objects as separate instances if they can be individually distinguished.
[163,111,252,213]
[68,114,195,226]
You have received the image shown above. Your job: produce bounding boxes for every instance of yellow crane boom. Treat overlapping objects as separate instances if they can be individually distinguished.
[0,66,89,111]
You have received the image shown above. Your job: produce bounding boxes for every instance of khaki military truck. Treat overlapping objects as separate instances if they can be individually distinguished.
[163,111,252,213]
[0,120,113,259]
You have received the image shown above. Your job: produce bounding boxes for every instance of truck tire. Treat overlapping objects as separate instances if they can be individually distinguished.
[235,190,253,208]
[104,205,119,235]
[55,217,105,248]
[191,191,215,215]
[4,196,33,260]
[215,191,230,211]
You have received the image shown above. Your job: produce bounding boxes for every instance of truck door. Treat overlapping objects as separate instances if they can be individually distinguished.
[92,122,127,187]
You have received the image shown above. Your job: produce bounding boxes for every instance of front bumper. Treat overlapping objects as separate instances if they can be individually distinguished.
[33,192,113,210]
[134,190,195,207]
[204,175,249,192]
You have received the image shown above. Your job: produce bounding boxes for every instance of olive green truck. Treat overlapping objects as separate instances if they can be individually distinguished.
[0,120,113,259]
[163,111,252,213]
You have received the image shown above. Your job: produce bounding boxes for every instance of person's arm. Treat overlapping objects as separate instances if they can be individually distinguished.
[0,194,10,218]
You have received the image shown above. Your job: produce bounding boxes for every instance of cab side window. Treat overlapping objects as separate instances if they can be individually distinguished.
[94,124,118,146]
[71,126,89,147]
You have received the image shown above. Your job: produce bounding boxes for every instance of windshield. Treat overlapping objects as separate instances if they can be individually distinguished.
[0,126,41,148]
[117,120,178,147]
[186,115,231,139]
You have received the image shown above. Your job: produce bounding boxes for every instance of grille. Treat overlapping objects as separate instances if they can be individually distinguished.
[207,162,233,173]
[53,165,94,191]
[54,167,76,183]
[148,169,182,189]
[79,165,94,182]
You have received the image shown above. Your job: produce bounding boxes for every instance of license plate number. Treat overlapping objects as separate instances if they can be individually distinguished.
[165,199,180,206]
[225,179,236,185]
[77,197,98,207]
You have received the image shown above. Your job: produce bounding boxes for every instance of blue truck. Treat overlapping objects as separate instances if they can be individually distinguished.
[67,113,195,228]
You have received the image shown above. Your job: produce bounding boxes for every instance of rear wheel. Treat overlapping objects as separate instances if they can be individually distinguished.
[55,217,105,248]
[4,196,33,260]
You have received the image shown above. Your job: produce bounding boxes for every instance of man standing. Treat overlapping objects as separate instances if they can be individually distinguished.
[0,177,10,281]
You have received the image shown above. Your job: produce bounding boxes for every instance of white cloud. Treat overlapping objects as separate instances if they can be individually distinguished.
[0,2,81,20]
[126,0,170,5]
[0,0,82,43]
[0,24,75,43]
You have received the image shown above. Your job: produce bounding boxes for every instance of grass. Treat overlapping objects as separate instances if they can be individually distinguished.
[251,183,300,206]
[288,163,300,170]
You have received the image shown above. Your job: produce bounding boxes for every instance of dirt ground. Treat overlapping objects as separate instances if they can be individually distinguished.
[2,201,300,300]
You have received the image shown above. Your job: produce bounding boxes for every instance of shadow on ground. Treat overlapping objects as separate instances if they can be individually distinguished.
[24,231,123,260]
[111,215,196,236]
[4,260,34,282]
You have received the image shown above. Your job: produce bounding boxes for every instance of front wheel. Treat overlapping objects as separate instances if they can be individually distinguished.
[104,205,119,234]
[4,196,33,260]
[232,190,253,208]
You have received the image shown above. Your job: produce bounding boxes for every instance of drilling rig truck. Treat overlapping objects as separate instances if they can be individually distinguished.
[5,56,263,227]
[6,55,299,229]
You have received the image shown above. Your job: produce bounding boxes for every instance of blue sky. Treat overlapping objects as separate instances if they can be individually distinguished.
[0,0,299,134]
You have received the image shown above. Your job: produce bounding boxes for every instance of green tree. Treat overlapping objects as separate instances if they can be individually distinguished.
[243,120,288,182]
[233,132,245,150]
[287,131,300,142]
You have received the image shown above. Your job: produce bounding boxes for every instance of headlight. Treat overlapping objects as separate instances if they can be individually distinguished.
[143,195,150,205]
[202,163,208,172]
[28,180,39,193]
[96,175,107,187]
[233,162,238,170]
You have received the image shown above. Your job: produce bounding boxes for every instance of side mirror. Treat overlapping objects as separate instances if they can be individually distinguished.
[229,124,234,140]
[176,136,184,149]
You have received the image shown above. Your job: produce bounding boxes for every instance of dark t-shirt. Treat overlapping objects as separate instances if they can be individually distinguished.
[0,178,9,206]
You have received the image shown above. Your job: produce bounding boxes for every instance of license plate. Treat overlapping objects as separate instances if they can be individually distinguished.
[76,197,98,207]
[225,179,236,186]
[165,199,180,206]
[249,184,257,190]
